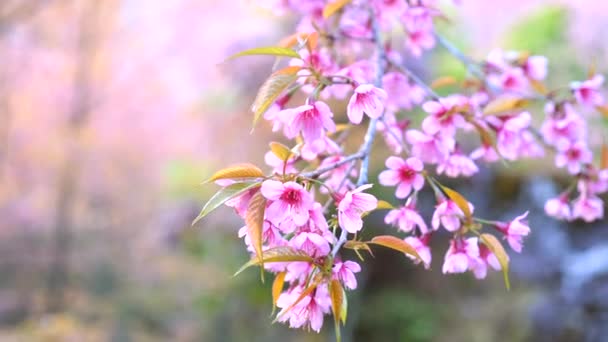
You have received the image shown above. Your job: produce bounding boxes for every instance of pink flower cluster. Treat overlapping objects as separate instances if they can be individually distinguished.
[205,0,608,337]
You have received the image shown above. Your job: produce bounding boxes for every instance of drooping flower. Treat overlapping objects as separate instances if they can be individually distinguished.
[378,156,425,198]
[346,84,388,124]
[261,180,313,226]
[432,199,472,232]
[276,284,331,333]
[284,101,336,143]
[554,140,592,175]
[332,259,361,290]
[406,129,455,164]
[495,211,531,253]
[442,237,481,274]
[571,194,604,222]
[384,204,428,234]
[470,243,503,279]
[436,150,479,178]
[544,195,571,220]
[404,235,432,269]
[421,95,468,136]
[337,184,378,233]
[523,55,548,81]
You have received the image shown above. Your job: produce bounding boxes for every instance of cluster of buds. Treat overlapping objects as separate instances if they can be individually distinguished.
[196,0,607,338]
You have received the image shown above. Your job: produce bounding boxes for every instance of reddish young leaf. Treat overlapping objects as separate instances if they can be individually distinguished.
[480,233,511,290]
[246,190,267,280]
[329,279,345,342]
[601,143,608,170]
[369,235,421,261]
[272,271,287,314]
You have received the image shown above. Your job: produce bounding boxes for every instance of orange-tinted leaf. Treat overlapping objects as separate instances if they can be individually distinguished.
[431,76,458,89]
[343,240,373,260]
[272,271,286,314]
[483,97,530,115]
[205,163,264,183]
[329,279,345,342]
[226,46,300,61]
[246,190,266,280]
[323,0,351,19]
[595,104,608,119]
[269,142,293,162]
[278,32,318,51]
[252,66,301,128]
[376,200,394,210]
[192,182,261,226]
[369,235,421,260]
[480,233,511,290]
[234,246,315,276]
[439,185,472,222]
[602,143,608,170]
[529,79,548,95]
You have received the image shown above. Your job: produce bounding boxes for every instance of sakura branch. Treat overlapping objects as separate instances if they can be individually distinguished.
[195,0,608,340]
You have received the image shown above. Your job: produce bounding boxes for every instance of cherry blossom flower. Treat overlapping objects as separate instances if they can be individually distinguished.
[572,194,604,222]
[265,151,298,175]
[442,237,481,274]
[432,199,472,232]
[377,114,408,154]
[554,141,592,175]
[436,150,479,178]
[337,184,378,233]
[571,74,604,107]
[378,156,425,198]
[284,101,336,143]
[404,235,432,269]
[495,212,531,253]
[333,259,361,290]
[540,102,585,151]
[421,95,468,136]
[382,71,425,111]
[470,243,503,279]
[261,180,313,226]
[402,6,436,57]
[385,204,428,234]
[319,155,357,193]
[347,84,388,124]
[544,195,572,220]
[290,231,331,258]
[406,129,455,164]
[276,284,331,333]
[523,55,548,81]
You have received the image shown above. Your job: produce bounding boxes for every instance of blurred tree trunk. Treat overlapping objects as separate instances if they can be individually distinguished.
[46,0,101,312]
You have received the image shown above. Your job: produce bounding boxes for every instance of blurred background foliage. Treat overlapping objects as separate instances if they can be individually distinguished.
[0,0,606,341]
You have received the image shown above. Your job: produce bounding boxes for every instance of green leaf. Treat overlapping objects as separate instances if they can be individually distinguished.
[226,46,300,61]
[480,233,511,291]
[234,246,315,277]
[204,163,265,184]
[369,235,421,261]
[251,66,301,128]
[192,182,260,226]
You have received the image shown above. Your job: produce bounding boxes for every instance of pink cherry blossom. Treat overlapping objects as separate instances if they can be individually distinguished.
[347,84,388,124]
[470,243,502,279]
[265,151,298,175]
[261,180,313,226]
[523,55,548,81]
[404,235,432,269]
[382,71,425,111]
[284,101,336,143]
[421,95,468,136]
[436,150,479,178]
[339,7,372,39]
[290,231,331,257]
[276,284,331,333]
[495,211,531,253]
[432,199,472,232]
[585,167,608,194]
[332,259,361,290]
[442,237,481,274]
[571,74,604,107]
[540,102,585,151]
[406,129,455,164]
[488,111,532,160]
[385,204,428,234]
[544,195,572,220]
[402,6,436,57]
[377,114,408,154]
[470,143,500,163]
[488,67,529,93]
[337,184,378,233]
[378,156,425,198]
[554,141,592,175]
[572,194,604,222]
[319,155,357,193]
